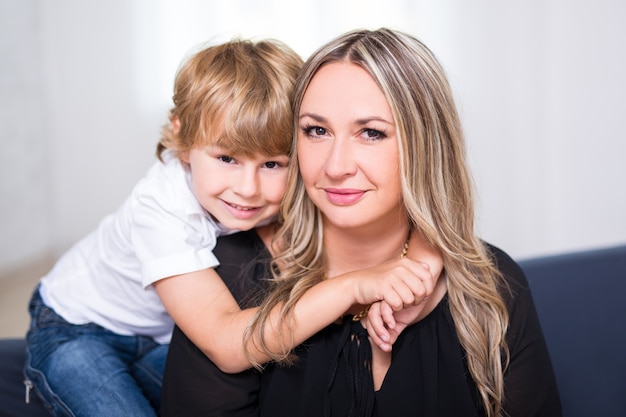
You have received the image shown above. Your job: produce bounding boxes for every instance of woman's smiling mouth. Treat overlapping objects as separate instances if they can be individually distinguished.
[323,188,366,205]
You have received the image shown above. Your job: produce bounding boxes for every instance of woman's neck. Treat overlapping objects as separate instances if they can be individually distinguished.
[323,222,411,277]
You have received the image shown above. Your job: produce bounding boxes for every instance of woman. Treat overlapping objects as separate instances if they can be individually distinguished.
[163,28,561,417]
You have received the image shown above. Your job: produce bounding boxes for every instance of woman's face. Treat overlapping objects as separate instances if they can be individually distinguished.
[297,62,404,231]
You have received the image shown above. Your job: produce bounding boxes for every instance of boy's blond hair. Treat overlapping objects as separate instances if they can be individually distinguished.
[157,39,303,159]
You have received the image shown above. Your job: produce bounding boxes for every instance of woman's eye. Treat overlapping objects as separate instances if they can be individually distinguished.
[302,125,327,138]
[362,128,387,141]
[264,161,278,169]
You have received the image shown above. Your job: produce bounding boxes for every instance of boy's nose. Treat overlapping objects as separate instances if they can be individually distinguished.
[233,168,259,197]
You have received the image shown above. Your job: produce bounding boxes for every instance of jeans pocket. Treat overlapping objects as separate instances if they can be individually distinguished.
[28,287,70,330]
[35,305,69,329]
[26,288,77,360]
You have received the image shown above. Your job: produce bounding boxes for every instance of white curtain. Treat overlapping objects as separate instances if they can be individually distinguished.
[2,0,625,275]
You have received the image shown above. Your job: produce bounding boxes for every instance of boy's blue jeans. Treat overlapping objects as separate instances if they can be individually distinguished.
[24,287,168,417]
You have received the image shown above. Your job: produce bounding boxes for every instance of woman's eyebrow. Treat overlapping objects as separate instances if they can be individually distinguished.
[298,112,326,122]
[300,113,392,126]
[354,116,393,126]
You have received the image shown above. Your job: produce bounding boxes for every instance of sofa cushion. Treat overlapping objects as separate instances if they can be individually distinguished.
[0,338,50,417]
[519,244,626,417]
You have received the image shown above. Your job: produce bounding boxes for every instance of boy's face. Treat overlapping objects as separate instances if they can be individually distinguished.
[181,144,289,231]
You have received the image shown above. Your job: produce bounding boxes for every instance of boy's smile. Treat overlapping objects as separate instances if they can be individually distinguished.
[220,199,263,220]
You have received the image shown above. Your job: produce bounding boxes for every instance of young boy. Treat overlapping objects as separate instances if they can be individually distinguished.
[24,38,302,416]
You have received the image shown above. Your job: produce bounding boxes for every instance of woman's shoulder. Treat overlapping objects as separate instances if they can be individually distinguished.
[213,229,269,263]
[482,242,541,326]
[213,229,272,307]
[484,242,529,293]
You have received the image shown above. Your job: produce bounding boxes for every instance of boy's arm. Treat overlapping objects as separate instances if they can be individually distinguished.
[155,255,438,373]
[154,267,361,373]
[154,268,256,373]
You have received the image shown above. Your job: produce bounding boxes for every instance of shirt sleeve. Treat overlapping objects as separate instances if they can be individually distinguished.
[129,178,220,288]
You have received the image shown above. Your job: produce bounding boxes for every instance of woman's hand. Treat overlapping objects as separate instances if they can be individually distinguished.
[365,301,429,352]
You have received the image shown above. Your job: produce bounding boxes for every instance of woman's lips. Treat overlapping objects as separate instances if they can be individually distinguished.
[323,188,366,205]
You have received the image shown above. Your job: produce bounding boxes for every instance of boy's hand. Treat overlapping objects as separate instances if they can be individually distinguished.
[351,258,434,311]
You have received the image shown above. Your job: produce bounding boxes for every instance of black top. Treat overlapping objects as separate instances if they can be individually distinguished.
[161,230,270,417]
[161,230,562,417]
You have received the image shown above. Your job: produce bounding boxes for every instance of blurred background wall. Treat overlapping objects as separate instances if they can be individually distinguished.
[2,0,625,278]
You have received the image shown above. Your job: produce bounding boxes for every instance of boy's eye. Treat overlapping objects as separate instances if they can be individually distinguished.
[264,159,288,169]
[218,155,234,163]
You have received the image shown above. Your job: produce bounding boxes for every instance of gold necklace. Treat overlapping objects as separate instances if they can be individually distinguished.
[352,233,410,321]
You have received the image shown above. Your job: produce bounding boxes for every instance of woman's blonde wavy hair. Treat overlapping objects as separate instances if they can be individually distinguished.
[156,38,303,159]
[246,28,510,417]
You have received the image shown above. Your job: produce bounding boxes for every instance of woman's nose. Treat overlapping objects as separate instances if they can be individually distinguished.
[324,137,357,179]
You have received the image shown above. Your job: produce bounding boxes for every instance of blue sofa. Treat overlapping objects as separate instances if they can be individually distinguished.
[517,244,626,417]
[1,244,625,416]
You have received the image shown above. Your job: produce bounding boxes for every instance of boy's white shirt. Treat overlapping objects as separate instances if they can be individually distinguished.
[40,150,233,344]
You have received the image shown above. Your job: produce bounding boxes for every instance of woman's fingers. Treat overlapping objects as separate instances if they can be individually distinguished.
[364,302,392,352]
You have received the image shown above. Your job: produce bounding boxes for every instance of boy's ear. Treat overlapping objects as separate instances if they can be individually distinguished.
[171,116,181,135]
[171,116,189,163]
[179,149,189,163]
